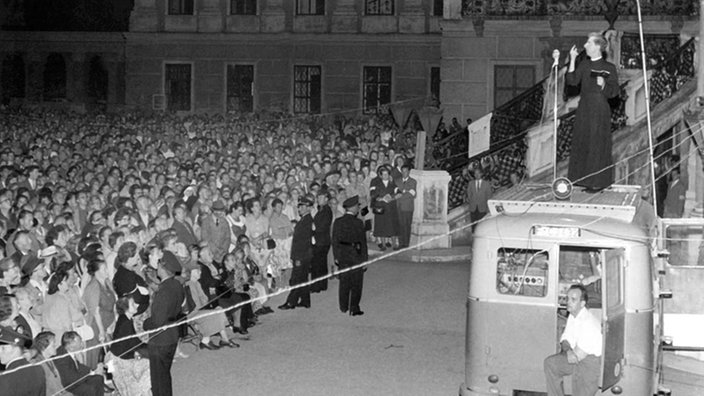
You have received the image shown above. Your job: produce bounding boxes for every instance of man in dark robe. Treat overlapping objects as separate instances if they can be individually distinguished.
[566,33,619,191]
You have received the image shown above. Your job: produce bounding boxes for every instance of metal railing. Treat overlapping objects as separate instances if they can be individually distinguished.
[445,37,695,211]
[462,0,699,17]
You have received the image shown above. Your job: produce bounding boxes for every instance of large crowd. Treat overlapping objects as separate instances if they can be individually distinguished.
[0,107,421,395]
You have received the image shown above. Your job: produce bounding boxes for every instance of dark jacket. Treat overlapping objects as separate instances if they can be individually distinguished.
[312,205,333,247]
[0,357,46,396]
[291,213,313,263]
[143,277,185,346]
[332,213,368,267]
[54,346,102,396]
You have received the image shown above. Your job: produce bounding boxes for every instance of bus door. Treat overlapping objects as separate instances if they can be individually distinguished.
[601,249,626,390]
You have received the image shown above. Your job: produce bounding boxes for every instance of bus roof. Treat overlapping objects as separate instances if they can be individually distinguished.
[488,184,641,223]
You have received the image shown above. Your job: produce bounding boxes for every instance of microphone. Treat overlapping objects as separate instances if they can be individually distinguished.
[552,49,560,67]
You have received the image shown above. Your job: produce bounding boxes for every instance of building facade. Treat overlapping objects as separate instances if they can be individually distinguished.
[125,0,443,114]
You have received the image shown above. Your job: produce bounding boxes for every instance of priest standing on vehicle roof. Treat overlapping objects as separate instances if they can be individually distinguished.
[566,32,619,192]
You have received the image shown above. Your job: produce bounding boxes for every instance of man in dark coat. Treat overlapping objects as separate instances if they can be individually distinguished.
[279,197,314,309]
[143,253,184,396]
[566,33,619,191]
[311,190,332,293]
[332,195,368,316]
[171,200,198,247]
[465,167,492,229]
[53,331,105,396]
[0,326,45,396]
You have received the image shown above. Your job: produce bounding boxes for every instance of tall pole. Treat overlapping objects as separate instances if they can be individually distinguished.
[636,0,658,218]
[699,0,704,99]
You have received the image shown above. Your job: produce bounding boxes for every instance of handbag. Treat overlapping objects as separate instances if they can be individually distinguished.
[73,322,95,341]
[372,203,385,215]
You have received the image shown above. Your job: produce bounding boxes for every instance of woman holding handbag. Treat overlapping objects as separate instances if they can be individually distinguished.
[369,166,399,251]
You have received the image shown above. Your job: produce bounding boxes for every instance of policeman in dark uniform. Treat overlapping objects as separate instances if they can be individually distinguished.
[0,326,45,395]
[332,195,368,316]
[143,252,184,396]
[279,196,314,310]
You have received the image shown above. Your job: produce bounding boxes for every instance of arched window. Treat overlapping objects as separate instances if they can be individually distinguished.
[1,53,25,105]
[43,53,66,100]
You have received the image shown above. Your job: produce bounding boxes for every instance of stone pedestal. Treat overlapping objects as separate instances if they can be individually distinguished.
[410,169,451,249]
[198,0,224,32]
[261,0,286,33]
[331,0,357,33]
[399,0,425,33]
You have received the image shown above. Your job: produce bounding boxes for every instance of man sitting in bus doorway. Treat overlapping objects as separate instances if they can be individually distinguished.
[544,284,602,396]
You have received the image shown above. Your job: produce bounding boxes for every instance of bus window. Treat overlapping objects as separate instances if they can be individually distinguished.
[496,248,548,297]
[558,246,603,309]
[664,224,704,266]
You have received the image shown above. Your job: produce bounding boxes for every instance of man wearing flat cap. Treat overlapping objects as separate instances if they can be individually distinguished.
[143,251,184,396]
[332,195,368,316]
[0,326,46,395]
[200,200,231,264]
[279,197,314,310]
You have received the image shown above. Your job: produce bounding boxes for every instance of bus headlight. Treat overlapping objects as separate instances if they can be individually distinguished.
[487,374,499,384]
[611,385,623,394]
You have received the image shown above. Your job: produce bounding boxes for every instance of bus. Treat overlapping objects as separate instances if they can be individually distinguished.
[459,183,704,396]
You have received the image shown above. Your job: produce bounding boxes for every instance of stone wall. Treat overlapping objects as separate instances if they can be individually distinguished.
[0,31,126,107]
[439,17,700,125]
[125,33,440,113]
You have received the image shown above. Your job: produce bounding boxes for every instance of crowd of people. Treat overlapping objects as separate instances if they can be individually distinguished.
[0,106,422,396]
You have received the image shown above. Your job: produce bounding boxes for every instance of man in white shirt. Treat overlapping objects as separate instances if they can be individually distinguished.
[544,284,602,396]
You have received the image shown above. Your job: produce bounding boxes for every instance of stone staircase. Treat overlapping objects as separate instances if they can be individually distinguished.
[437,35,698,246]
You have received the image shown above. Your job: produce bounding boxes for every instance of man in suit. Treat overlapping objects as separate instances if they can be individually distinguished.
[663,167,686,218]
[171,200,198,247]
[465,167,492,229]
[200,200,231,263]
[332,195,368,316]
[311,191,332,293]
[0,326,45,395]
[395,164,416,249]
[53,331,106,396]
[279,197,314,309]
[144,253,184,396]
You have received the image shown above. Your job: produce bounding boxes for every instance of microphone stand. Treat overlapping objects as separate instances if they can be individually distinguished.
[552,57,560,182]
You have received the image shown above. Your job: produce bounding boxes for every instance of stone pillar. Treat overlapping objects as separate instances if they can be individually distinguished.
[105,54,119,108]
[414,131,426,170]
[446,0,462,20]
[331,0,357,33]
[130,0,160,31]
[68,53,87,104]
[197,0,223,32]
[399,0,425,33]
[261,0,286,33]
[25,52,44,102]
[410,169,451,249]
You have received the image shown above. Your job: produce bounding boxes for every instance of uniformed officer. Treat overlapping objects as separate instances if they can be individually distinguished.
[332,195,368,316]
[0,326,46,395]
[279,196,314,310]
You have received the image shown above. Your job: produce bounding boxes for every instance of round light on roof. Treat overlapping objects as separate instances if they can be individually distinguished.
[552,177,572,200]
